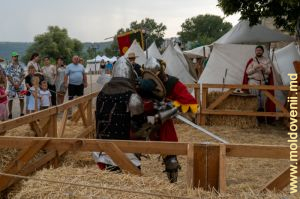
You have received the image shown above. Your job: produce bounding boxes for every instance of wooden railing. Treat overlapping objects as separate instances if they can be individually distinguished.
[0,137,298,193]
[186,84,295,125]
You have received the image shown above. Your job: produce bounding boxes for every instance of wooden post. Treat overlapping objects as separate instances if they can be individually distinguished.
[194,85,201,125]
[199,87,208,125]
[86,99,93,126]
[48,114,57,137]
[186,143,195,188]
[193,143,220,191]
[218,144,226,193]
[58,110,68,137]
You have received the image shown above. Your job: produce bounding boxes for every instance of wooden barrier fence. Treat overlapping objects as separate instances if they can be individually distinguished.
[186,83,295,125]
[0,87,298,194]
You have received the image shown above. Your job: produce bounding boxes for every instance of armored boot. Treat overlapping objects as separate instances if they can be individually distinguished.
[163,155,180,183]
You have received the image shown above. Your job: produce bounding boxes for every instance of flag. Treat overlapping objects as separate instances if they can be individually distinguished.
[117,30,144,55]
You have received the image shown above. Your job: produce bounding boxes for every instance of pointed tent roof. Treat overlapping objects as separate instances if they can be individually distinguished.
[146,42,162,59]
[124,40,146,65]
[215,20,294,44]
[162,45,196,84]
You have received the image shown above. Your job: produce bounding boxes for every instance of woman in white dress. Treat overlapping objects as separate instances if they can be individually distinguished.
[55,57,66,105]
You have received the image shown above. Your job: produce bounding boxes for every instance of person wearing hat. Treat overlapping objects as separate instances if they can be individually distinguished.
[127,52,142,77]
[5,52,26,119]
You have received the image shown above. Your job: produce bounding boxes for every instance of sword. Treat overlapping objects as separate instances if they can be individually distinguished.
[176,114,229,144]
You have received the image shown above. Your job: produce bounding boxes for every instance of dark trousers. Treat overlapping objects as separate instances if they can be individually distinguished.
[68,84,84,100]
[48,84,56,106]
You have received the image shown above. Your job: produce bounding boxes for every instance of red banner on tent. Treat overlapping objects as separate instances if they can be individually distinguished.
[117,30,144,55]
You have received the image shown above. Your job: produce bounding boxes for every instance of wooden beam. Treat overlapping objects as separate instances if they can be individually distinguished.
[226,144,296,159]
[186,143,195,188]
[202,110,289,117]
[57,92,98,112]
[73,102,88,123]
[262,90,289,114]
[185,84,200,89]
[58,110,68,138]
[99,143,142,176]
[0,108,57,132]
[0,139,49,191]
[48,115,57,137]
[199,87,208,125]
[207,89,234,110]
[261,159,300,192]
[86,99,93,126]
[30,121,43,137]
[78,103,88,126]
[201,84,290,91]
[0,135,189,155]
[218,144,226,193]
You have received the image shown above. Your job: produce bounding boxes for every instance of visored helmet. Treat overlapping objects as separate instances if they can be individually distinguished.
[112,56,136,80]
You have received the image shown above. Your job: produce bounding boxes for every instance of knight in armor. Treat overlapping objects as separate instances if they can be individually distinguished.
[140,57,198,183]
[93,56,145,171]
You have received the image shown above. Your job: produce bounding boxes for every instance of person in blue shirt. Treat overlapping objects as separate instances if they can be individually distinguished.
[64,55,87,100]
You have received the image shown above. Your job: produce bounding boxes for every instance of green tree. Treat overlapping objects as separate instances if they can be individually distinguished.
[217,0,300,34]
[178,14,232,47]
[23,26,83,64]
[104,18,167,56]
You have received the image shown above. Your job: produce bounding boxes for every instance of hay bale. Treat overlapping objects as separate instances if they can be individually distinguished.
[206,92,257,128]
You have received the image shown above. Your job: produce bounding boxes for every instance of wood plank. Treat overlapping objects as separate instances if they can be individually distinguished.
[56,92,98,112]
[0,135,189,155]
[199,87,208,125]
[86,99,93,126]
[261,159,300,192]
[38,117,50,130]
[201,84,291,91]
[206,145,220,191]
[226,144,296,159]
[0,139,49,191]
[193,144,207,188]
[30,121,43,137]
[202,110,289,117]
[58,110,68,138]
[99,143,142,176]
[73,102,88,123]
[0,108,57,132]
[78,103,88,126]
[207,89,234,110]
[48,115,57,137]
[218,144,226,193]
[262,90,289,114]
[185,84,200,89]
[186,143,195,188]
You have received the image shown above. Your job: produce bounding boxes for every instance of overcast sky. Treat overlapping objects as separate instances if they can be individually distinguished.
[0,0,240,42]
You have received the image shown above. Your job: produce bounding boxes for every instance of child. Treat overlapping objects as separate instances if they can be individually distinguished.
[0,76,8,121]
[27,76,40,113]
[40,81,51,110]
[25,65,36,114]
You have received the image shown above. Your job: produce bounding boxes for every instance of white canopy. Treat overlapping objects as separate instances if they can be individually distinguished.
[273,42,300,85]
[87,55,103,63]
[162,44,196,84]
[146,42,162,59]
[184,45,211,58]
[215,20,294,44]
[124,40,146,66]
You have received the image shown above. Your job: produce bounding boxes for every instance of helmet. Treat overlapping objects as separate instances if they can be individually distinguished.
[112,56,136,80]
[143,57,166,80]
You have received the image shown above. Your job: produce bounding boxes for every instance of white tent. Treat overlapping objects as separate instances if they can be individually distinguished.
[124,40,146,66]
[109,56,117,63]
[198,43,270,88]
[162,45,196,84]
[146,42,162,59]
[87,55,103,63]
[273,42,300,85]
[85,63,100,73]
[184,45,211,58]
[215,20,294,44]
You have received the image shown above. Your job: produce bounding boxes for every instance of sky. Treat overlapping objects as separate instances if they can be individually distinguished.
[0,0,240,42]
